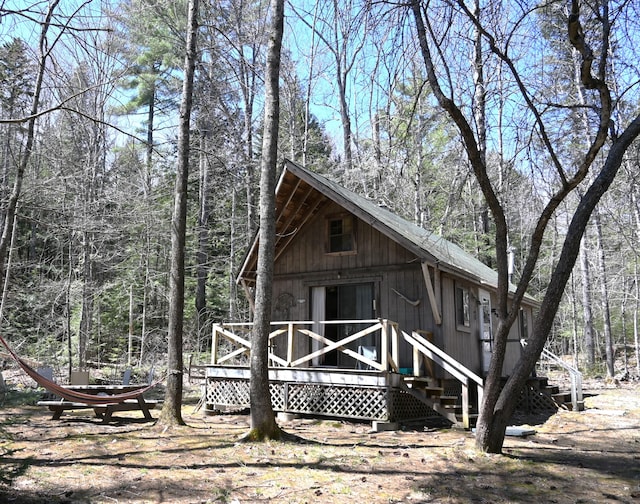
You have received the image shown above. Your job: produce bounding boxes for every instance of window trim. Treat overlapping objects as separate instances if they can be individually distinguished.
[455,283,471,332]
[325,213,357,256]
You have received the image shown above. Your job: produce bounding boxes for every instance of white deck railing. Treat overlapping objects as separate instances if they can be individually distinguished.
[210,320,485,427]
[210,319,401,371]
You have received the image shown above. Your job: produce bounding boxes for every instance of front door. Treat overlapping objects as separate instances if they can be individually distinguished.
[311,283,375,367]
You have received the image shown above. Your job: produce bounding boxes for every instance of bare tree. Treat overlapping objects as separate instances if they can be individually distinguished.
[593,207,614,376]
[410,0,640,453]
[291,0,367,171]
[0,1,61,281]
[244,0,286,441]
[160,0,199,426]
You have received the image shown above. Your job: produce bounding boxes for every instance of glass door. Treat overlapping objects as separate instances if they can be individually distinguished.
[313,283,375,367]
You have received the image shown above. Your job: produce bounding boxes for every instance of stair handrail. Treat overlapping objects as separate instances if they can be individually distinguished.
[521,339,583,410]
[403,330,484,429]
[404,331,483,386]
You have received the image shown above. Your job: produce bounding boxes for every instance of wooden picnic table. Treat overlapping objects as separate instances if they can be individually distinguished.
[37,384,161,422]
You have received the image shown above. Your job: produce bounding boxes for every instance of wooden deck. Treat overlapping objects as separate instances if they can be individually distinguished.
[203,365,445,424]
[203,320,484,428]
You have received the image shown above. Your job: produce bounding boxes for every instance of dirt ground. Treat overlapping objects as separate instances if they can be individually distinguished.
[1,380,639,504]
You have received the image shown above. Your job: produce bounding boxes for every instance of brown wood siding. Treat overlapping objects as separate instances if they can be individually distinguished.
[439,275,482,376]
[268,201,529,377]
[274,202,419,276]
[271,203,438,369]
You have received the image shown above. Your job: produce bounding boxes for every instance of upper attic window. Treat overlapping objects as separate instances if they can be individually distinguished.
[327,214,356,254]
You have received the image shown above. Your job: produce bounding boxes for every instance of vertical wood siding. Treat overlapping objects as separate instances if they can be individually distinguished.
[268,201,531,377]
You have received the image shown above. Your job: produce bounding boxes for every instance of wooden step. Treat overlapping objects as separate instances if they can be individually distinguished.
[403,377,443,397]
[455,413,478,427]
[552,392,571,403]
[438,395,458,406]
[402,376,435,386]
[528,376,549,388]
[417,386,444,397]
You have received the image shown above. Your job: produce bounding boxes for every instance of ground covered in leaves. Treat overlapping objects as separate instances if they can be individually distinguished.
[1,381,639,503]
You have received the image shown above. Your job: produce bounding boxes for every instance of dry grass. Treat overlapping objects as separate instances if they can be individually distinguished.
[0,382,639,503]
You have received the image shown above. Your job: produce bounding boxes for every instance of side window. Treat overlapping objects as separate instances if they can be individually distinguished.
[327,215,356,254]
[455,284,470,329]
[519,308,528,340]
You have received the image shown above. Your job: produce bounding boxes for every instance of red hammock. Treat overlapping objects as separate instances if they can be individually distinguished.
[0,333,161,405]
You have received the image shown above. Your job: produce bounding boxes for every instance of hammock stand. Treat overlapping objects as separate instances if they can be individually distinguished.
[0,333,161,405]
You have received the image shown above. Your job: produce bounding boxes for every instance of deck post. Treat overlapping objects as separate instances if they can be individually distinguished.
[287,323,295,366]
[413,346,420,377]
[381,319,389,371]
[391,321,399,371]
[461,381,470,429]
[211,326,219,365]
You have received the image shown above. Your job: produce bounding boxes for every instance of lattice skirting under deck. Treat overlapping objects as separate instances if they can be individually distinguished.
[204,377,437,422]
[516,384,559,413]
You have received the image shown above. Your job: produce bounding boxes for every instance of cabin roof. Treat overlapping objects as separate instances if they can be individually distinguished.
[238,160,530,301]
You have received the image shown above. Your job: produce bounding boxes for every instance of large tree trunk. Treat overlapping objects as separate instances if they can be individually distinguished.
[245,0,285,442]
[160,0,198,426]
[476,120,640,452]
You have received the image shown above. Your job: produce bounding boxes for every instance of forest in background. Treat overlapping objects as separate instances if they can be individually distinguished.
[0,0,638,381]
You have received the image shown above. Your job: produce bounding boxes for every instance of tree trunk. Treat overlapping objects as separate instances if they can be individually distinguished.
[621,276,628,377]
[0,214,18,327]
[631,194,640,376]
[332,0,353,171]
[302,0,320,167]
[78,229,93,369]
[160,0,199,426]
[593,208,614,376]
[245,0,285,442]
[478,120,640,452]
[411,0,640,453]
[635,263,640,377]
[66,236,73,378]
[196,129,210,330]
[229,188,238,321]
[580,235,595,367]
[145,80,156,192]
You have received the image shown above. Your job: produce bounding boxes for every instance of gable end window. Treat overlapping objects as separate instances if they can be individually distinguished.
[326,215,356,254]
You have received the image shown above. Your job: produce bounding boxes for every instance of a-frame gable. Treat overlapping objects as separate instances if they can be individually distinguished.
[237,159,533,306]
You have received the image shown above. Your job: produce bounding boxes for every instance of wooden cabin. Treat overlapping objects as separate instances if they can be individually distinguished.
[203,160,565,429]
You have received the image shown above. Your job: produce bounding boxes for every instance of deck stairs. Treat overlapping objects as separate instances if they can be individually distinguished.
[524,376,585,411]
[401,376,475,427]
[402,374,582,427]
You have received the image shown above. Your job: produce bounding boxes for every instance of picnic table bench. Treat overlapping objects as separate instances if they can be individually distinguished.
[37,384,162,422]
